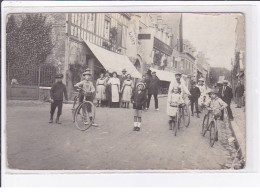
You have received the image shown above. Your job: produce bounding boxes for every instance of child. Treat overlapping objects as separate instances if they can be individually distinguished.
[167,86,184,130]
[74,71,98,127]
[49,74,68,124]
[205,88,228,141]
[131,82,147,131]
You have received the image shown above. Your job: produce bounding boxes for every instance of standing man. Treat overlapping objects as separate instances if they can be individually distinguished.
[168,72,190,99]
[49,74,68,124]
[189,81,201,118]
[146,71,160,111]
[235,81,245,108]
[119,68,127,107]
[220,80,234,121]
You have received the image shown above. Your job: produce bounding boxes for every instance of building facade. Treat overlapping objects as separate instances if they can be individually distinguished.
[231,14,245,89]
[45,13,139,98]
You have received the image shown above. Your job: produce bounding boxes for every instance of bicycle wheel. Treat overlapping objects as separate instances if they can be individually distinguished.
[72,96,78,122]
[209,121,216,147]
[202,114,209,136]
[183,104,190,127]
[75,101,96,131]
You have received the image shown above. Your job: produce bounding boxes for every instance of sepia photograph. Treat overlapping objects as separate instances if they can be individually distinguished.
[4,11,246,171]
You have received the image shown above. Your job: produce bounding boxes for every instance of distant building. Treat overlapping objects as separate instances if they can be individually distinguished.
[231,14,245,88]
[196,51,210,84]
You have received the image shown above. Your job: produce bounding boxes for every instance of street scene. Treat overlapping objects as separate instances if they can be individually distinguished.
[5,12,245,170]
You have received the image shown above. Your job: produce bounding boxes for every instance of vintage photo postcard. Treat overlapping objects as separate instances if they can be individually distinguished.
[3,11,246,171]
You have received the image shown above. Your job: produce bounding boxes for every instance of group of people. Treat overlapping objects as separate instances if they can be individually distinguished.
[48,66,243,135]
[95,68,134,108]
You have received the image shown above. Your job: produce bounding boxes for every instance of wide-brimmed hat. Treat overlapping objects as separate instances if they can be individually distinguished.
[217,80,223,85]
[208,88,218,95]
[175,72,182,76]
[198,78,204,82]
[136,82,145,90]
[83,71,92,76]
[55,74,63,79]
[223,80,228,84]
[85,68,91,72]
[122,68,127,72]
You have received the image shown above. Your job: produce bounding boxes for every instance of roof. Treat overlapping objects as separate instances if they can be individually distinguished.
[84,41,141,79]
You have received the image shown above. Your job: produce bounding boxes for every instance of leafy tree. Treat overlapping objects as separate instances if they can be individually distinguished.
[6,14,54,84]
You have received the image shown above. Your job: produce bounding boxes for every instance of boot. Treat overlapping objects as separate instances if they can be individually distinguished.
[49,116,53,123]
[197,113,200,118]
[127,103,129,109]
[191,112,194,116]
[168,120,173,130]
[215,131,218,141]
[56,116,61,124]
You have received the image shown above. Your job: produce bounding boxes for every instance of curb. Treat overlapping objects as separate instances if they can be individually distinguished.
[227,118,245,166]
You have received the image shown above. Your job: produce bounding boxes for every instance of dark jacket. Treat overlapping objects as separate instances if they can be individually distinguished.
[50,81,68,101]
[148,76,160,94]
[131,90,147,110]
[235,84,245,97]
[220,86,233,103]
[189,86,201,100]
[119,74,127,89]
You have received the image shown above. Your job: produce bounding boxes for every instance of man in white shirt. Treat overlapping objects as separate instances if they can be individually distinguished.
[168,72,190,100]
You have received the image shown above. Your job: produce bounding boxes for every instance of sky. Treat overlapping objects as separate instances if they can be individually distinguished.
[182,13,238,70]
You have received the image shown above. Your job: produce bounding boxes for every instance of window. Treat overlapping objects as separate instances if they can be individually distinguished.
[104,16,111,40]
[87,13,95,32]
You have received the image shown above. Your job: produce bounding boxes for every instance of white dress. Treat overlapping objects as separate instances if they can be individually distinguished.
[107,77,120,102]
[96,78,106,100]
[121,79,133,102]
[167,93,184,116]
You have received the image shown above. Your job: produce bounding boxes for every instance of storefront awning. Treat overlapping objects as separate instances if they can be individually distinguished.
[150,68,176,82]
[84,41,142,79]
[150,68,187,82]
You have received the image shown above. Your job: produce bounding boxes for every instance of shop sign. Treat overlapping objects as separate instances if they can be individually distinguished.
[153,37,173,56]
[138,34,151,40]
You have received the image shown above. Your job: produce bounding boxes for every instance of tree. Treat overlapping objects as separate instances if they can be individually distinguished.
[209,67,231,86]
[6,14,54,84]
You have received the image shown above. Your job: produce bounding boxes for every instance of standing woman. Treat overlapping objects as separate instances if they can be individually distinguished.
[121,74,134,108]
[104,72,111,107]
[107,72,120,108]
[96,73,106,107]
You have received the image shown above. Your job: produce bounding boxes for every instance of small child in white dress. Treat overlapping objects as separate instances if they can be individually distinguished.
[167,86,184,130]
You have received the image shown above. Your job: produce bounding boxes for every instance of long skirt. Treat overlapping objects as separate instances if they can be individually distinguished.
[121,85,132,103]
[111,85,120,102]
[96,85,106,101]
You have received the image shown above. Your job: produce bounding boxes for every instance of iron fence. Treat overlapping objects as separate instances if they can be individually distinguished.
[8,65,56,87]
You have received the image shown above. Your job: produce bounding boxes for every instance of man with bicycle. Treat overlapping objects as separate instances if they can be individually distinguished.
[74,70,98,127]
[168,72,191,107]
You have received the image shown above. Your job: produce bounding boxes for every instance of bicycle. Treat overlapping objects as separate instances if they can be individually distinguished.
[179,102,190,128]
[201,107,221,147]
[71,87,96,131]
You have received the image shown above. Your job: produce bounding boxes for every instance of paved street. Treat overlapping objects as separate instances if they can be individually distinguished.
[6,98,232,170]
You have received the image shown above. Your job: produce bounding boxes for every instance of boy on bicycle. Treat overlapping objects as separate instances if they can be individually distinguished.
[205,88,228,140]
[74,70,98,126]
